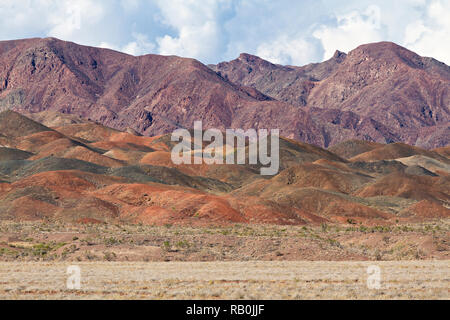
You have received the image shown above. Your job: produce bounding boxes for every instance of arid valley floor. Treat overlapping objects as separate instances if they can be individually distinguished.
[0,221,448,299]
[1,261,448,300]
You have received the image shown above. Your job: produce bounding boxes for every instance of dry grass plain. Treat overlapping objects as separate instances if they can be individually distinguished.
[0,261,448,299]
[0,221,448,299]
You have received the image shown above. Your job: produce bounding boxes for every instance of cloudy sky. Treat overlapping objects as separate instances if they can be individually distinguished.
[0,0,449,65]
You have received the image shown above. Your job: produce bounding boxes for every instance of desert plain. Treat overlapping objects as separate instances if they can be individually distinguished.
[0,221,448,299]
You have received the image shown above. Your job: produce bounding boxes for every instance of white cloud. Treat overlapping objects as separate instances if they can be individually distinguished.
[157,20,220,60]
[0,0,118,48]
[403,0,450,64]
[120,0,141,12]
[0,0,55,37]
[122,33,155,56]
[99,41,118,51]
[256,36,321,65]
[46,0,105,39]
[313,5,384,60]
[0,0,448,65]
[154,0,230,62]
[100,33,155,56]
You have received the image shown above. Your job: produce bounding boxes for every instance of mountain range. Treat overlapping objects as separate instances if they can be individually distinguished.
[0,38,449,149]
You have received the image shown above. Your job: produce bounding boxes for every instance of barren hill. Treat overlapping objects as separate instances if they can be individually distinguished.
[0,111,448,226]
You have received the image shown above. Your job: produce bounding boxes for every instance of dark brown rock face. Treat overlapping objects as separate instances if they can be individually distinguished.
[210,50,347,107]
[212,42,450,148]
[0,38,449,148]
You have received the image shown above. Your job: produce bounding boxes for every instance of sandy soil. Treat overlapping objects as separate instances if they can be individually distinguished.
[0,261,448,299]
[1,221,448,262]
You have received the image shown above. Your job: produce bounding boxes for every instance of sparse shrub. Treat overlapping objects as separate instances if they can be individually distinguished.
[176,240,191,249]
[162,241,171,251]
[84,251,97,260]
[31,242,66,257]
[375,250,382,261]
[327,238,342,248]
[103,251,117,261]
[104,237,121,246]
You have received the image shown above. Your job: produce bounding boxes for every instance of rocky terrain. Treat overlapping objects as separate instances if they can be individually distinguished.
[211,42,450,148]
[0,219,448,262]
[0,38,449,148]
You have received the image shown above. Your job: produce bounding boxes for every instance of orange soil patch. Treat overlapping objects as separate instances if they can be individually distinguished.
[55,196,120,222]
[91,183,312,226]
[10,171,124,193]
[280,137,345,162]
[0,183,12,193]
[236,163,372,198]
[432,146,450,158]
[54,123,120,142]
[7,196,59,221]
[350,143,444,162]
[139,151,205,175]
[400,200,450,220]
[102,149,148,164]
[62,146,124,167]
[76,217,103,224]
[312,159,353,171]
[272,163,372,194]
[89,141,154,152]
[11,171,97,192]
[238,185,393,224]
[109,132,164,150]
[93,183,243,225]
[324,201,393,224]
[15,131,65,152]
[354,172,449,203]
[28,138,80,159]
[328,140,384,159]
